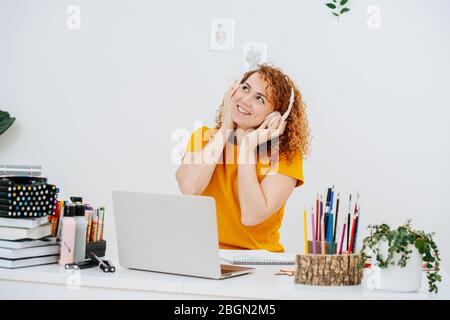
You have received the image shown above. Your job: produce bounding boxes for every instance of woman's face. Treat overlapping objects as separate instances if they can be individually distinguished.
[231,72,274,130]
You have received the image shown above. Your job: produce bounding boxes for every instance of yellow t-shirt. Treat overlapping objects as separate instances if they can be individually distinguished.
[184,126,304,252]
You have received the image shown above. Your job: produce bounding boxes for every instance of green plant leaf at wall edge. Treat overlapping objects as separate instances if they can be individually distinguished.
[0,110,16,135]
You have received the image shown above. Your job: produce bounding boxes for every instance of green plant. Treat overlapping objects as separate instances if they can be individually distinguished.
[0,110,15,135]
[325,0,351,21]
[360,220,441,293]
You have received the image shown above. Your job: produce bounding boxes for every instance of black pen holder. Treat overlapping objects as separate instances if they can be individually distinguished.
[85,240,106,259]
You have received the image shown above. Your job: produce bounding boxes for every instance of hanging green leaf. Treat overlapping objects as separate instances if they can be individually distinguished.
[340,7,351,14]
[340,0,349,5]
[326,3,337,9]
[332,12,339,17]
[0,110,15,135]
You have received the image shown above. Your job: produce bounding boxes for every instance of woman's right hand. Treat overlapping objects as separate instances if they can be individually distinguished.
[220,82,240,130]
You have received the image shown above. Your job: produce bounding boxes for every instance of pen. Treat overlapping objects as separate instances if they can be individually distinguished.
[329,185,335,213]
[100,207,105,241]
[65,260,97,270]
[89,252,110,272]
[104,260,116,273]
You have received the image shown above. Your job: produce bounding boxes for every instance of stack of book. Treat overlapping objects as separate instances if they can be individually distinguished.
[0,168,61,268]
[0,213,60,269]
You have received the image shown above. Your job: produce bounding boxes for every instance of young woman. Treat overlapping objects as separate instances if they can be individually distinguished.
[175,64,310,252]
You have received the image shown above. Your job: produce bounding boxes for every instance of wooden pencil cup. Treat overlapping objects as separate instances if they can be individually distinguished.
[308,241,337,255]
[294,253,364,286]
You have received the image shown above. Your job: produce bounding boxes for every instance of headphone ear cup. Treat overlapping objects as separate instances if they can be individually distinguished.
[267,112,281,127]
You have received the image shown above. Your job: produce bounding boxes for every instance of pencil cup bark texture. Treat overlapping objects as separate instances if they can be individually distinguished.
[294,253,363,286]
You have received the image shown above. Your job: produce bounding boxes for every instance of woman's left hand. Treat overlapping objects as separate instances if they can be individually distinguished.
[242,114,287,150]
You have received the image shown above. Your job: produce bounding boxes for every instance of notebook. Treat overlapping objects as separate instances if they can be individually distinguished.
[0,243,60,259]
[0,223,51,241]
[219,249,296,265]
[0,255,59,269]
[0,216,49,229]
[0,237,57,249]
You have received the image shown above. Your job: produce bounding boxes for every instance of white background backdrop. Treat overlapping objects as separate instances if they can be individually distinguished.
[1,0,449,271]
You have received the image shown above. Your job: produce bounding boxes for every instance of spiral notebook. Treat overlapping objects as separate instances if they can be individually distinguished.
[219,249,296,265]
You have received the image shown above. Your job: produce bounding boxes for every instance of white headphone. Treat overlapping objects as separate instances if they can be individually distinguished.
[267,87,294,127]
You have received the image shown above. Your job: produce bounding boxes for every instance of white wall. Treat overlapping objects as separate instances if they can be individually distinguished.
[1,0,449,271]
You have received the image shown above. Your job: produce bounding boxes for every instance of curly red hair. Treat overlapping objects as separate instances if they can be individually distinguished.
[215,64,311,163]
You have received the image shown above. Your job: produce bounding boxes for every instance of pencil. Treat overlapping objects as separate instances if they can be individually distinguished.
[303,207,308,255]
[315,195,319,241]
[339,223,347,255]
[321,215,325,255]
[329,214,334,254]
[347,194,351,251]
[319,196,323,241]
[353,205,360,252]
[333,193,340,243]
[311,208,316,254]
[348,213,357,253]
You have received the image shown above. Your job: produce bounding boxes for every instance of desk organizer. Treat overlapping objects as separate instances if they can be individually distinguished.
[294,253,363,286]
[85,240,106,259]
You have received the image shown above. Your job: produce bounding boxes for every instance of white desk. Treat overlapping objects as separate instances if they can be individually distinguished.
[0,263,448,299]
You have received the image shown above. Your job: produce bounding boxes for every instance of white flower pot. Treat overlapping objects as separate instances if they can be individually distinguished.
[373,241,423,292]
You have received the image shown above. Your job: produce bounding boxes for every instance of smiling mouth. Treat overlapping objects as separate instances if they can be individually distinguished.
[237,105,251,116]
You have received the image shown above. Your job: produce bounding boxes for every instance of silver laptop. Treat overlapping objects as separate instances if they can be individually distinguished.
[112,191,254,279]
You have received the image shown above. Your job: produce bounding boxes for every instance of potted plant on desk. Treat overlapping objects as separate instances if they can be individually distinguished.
[361,220,441,293]
[0,110,15,135]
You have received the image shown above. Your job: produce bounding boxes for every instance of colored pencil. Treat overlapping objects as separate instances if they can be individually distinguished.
[353,205,360,252]
[315,195,319,241]
[311,208,316,254]
[327,212,333,242]
[329,214,334,254]
[319,196,323,241]
[347,194,351,251]
[339,223,347,255]
[303,207,308,255]
[321,215,325,255]
[348,213,357,253]
[333,193,340,243]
